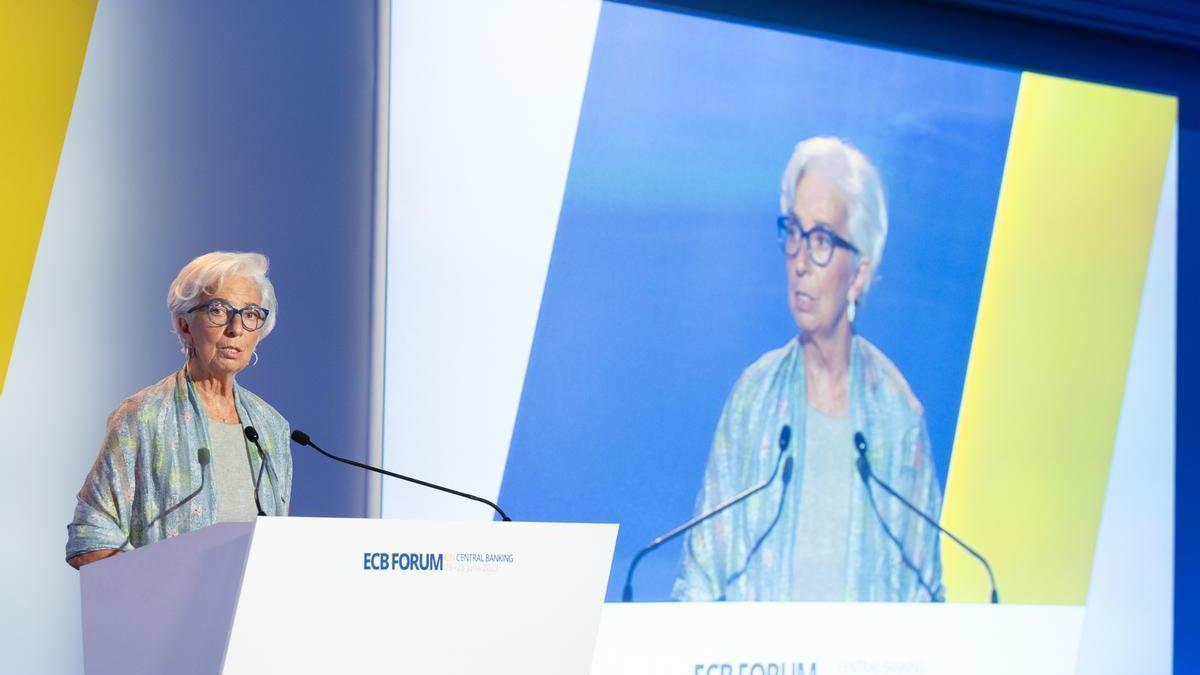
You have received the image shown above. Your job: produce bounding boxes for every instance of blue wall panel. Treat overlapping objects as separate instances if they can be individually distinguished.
[107,0,379,519]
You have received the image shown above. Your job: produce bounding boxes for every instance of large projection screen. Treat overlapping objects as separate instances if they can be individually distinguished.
[383,1,1176,672]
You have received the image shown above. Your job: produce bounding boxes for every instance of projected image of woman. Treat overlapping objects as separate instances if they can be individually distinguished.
[673,137,944,602]
[65,252,292,569]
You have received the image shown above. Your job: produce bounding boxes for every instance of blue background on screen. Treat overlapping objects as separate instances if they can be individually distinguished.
[498,2,1019,601]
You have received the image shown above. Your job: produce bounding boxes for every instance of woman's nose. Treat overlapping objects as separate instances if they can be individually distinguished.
[791,243,813,276]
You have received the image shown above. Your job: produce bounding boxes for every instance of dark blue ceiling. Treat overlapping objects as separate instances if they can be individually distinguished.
[940,0,1200,50]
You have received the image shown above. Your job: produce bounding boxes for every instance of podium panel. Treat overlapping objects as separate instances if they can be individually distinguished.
[81,517,617,674]
[590,602,1084,675]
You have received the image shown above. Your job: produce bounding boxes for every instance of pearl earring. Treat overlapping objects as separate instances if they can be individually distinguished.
[847,300,857,324]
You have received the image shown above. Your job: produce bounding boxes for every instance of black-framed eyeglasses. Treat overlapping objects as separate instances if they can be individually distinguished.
[187,300,270,332]
[776,215,859,267]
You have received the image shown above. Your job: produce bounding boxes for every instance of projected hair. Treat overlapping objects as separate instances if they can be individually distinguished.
[779,136,888,293]
[167,251,278,354]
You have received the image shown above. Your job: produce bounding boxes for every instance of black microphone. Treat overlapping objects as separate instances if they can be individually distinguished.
[721,454,795,594]
[119,447,210,550]
[622,425,792,602]
[290,429,511,522]
[854,431,999,604]
[243,426,268,517]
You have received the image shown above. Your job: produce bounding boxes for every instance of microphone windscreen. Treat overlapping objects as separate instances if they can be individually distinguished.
[243,426,259,443]
[779,425,792,452]
[781,456,795,484]
[854,431,868,455]
[290,429,311,446]
[197,447,211,466]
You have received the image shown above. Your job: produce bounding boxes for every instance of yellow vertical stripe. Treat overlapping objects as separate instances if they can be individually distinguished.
[0,0,98,396]
[942,73,1175,605]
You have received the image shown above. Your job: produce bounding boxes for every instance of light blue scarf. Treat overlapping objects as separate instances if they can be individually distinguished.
[66,368,291,560]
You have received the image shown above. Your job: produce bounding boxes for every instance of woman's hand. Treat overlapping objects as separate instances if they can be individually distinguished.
[67,548,120,569]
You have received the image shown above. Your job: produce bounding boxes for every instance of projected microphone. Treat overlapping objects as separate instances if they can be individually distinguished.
[243,426,268,517]
[622,425,792,602]
[119,447,211,550]
[855,431,999,604]
[721,454,795,595]
[290,429,511,521]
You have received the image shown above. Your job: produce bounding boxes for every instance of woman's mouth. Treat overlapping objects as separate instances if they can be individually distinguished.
[217,346,242,358]
[793,291,816,312]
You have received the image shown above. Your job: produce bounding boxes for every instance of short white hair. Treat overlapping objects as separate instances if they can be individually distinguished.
[780,136,888,293]
[167,251,278,354]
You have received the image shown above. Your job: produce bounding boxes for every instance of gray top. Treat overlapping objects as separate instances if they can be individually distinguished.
[207,420,260,523]
[791,405,854,600]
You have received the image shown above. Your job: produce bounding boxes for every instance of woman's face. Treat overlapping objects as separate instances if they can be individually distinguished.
[785,172,869,338]
[177,275,265,379]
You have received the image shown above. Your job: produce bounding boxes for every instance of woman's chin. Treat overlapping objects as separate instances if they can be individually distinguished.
[204,357,247,377]
[794,318,847,342]
[790,314,821,335]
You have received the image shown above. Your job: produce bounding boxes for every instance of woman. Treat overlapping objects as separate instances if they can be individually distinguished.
[672,137,943,602]
[66,251,292,568]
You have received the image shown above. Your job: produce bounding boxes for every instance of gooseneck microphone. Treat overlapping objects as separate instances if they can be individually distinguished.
[721,454,795,594]
[119,447,210,550]
[622,425,792,602]
[290,429,511,522]
[854,431,999,604]
[243,426,268,517]
[861,466,941,602]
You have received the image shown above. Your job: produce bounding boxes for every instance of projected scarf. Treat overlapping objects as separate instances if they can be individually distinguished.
[672,336,944,602]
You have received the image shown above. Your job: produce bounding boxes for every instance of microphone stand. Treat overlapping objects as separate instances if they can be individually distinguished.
[291,430,512,522]
[721,456,794,593]
[623,425,792,602]
[855,432,999,603]
[119,447,211,550]
[243,426,268,517]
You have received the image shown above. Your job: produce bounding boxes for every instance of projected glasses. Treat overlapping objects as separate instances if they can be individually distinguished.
[776,215,860,267]
[187,300,270,332]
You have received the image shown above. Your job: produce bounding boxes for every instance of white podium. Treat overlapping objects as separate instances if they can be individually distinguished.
[80,517,617,674]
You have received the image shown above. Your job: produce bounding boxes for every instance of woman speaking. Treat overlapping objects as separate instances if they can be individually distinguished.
[673,138,944,602]
[66,252,292,568]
